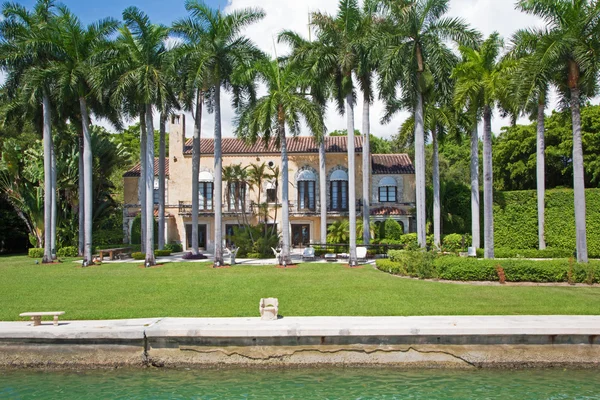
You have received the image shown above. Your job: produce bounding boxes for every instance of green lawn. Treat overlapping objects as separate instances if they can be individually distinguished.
[0,255,598,321]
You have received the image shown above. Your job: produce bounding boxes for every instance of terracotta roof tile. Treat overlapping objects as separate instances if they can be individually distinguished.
[123,158,169,178]
[183,136,364,155]
[372,154,414,174]
[370,206,411,216]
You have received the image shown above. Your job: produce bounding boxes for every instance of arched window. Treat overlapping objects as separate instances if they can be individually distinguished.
[378,177,397,203]
[297,170,316,211]
[199,171,214,211]
[330,169,349,211]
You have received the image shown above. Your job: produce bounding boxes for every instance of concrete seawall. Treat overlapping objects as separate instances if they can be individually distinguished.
[1,316,599,369]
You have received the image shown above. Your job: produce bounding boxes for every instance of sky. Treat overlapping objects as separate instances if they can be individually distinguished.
[13,0,550,139]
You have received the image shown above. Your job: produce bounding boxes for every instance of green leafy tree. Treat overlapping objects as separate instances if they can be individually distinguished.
[516,0,600,263]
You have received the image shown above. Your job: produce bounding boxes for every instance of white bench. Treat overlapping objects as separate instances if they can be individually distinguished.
[20,311,65,326]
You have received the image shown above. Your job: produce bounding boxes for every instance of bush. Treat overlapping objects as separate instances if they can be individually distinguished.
[154,250,171,257]
[386,250,436,279]
[494,189,600,258]
[375,259,406,275]
[57,246,78,258]
[28,248,44,258]
[247,252,261,259]
[493,248,573,259]
[131,252,145,260]
[94,230,124,247]
[165,242,183,253]
[399,233,419,250]
[384,218,404,240]
[442,234,468,253]
[434,257,600,283]
[132,250,171,260]
[130,215,159,246]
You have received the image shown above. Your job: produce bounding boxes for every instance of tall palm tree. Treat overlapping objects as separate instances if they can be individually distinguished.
[516,0,600,263]
[453,33,510,259]
[308,0,366,265]
[172,3,213,256]
[0,0,61,263]
[104,7,173,266]
[508,29,553,251]
[236,58,324,264]
[182,1,264,267]
[50,6,119,264]
[378,0,479,248]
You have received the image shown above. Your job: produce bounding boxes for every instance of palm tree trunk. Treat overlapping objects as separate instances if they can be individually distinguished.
[42,92,52,264]
[483,105,494,259]
[279,114,291,265]
[79,97,93,264]
[346,93,357,265]
[570,87,588,263]
[362,96,371,245]
[432,128,441,249]
[78,129,84,257]
[414,90,427,248]
[139,112,147,253]
[191,90,202,255]
[144,104,156,266]
[319,139,327,244]
[158,113,167,251]
[470,122,480,250]
[50,136,57,260]
[213,86,223,266]
[536,100,546,250]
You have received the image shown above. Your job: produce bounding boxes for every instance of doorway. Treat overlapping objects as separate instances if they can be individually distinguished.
[292,224,311,247]
[186,224,207,250]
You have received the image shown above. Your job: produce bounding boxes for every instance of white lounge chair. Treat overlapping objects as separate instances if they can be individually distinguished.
[356,247,368,263]
[259,297,278,320]
[302,247,316,262]
[271,247,282,264]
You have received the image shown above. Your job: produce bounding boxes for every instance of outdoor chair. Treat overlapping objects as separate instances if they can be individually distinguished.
[356,247,368,263]
[302,247,316,262]
[259,297,278,321]
[271,247,282,265]
[224,247,239,265]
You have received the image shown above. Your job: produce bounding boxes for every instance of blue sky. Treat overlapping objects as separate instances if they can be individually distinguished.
[17,0,223,25]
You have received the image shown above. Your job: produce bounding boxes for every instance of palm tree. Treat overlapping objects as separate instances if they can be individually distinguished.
[248,162,269,224]
[378,0,479,248]
[236,58,324,264]
[0,0,61,263]
[453,33,510,259]
[182,1,265,267]
[516,0,600,263]
[172,3,213,256]
[104,7,173,266]
[50,6,119,263]
[508,29,553,251]
[308,0,366,265]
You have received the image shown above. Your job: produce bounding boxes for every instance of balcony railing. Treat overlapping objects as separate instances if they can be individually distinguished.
[178,201,214,216]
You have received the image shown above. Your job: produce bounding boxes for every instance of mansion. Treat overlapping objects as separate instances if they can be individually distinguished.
[123,115,416,252]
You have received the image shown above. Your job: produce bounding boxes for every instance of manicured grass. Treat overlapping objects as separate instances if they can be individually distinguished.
[0,255,599,321]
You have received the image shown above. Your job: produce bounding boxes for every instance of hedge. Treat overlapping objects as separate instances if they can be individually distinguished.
[376,253,600,284]
[28,248,44,258]
[493,248,573,259]
[57,246,78,258]
[494,189,600,258]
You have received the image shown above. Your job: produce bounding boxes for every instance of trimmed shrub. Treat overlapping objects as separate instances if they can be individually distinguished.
[28,248,44,258]
[57,246,78,258]
[154,250,171,257]
[434,257,600,284]
[442,234,468,253]
[399,233,419,250]
[131,252,145,260]
[247,252,261,259]
[494,189,600,258]
[165,242,183,253]
[384,218,404,240]
[494,248,573,259]
[130,215,159,246]
[386,250,436,279]
[375,259,406,275]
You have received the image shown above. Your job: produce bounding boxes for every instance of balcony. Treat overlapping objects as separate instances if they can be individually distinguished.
[178,201,214,216]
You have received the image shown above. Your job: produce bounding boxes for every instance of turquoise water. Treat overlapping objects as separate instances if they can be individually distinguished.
[1,368,599,399]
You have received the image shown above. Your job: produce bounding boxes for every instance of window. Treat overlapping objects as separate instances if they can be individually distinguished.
[228,183,246,211]
[378,177,398,203]
[266,188,277,203]
[298,181,316,211]
[330,181,348,211]
[199,182,214,210]
[153,178,159,204]
[329,169,349,211]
